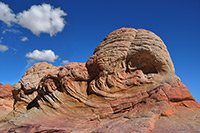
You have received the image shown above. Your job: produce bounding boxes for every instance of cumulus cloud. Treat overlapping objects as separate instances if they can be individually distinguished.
[17,4,67,36]
[25,49,59,62]
[21,36,28,42]
[62,60,69,64]
[0,2,66,36]
[0,2,16,26]
[0,44,9,52]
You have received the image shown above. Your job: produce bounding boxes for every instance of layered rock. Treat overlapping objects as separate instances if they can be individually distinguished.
[1,28,200,132]
[0,84,13,120]
[12,62,61,109]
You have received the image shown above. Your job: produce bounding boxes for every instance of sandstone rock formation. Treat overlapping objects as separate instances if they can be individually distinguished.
[0,28,200,133]
[0,84,13,120]
[12,62,61,109]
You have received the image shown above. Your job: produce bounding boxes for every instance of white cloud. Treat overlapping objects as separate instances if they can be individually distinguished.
[0,2,16,26]
[0,2,66,36]
[25,49,59,62]
[27,59,35,64]
[0,44,9,52]
[2,28,21,34]
[17,4,67,36]
[62,60,69,64]
[21,36,28,42]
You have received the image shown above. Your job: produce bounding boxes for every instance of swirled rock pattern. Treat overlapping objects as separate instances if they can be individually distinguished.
[1,28,200,133]
[12,62,61,109]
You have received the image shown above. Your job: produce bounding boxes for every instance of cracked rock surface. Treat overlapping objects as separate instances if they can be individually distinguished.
[0,28,200,133]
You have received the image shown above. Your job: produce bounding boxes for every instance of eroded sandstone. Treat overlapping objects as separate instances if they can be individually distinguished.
[12,62,61,109]
[0,84,13,121]
[0,28,200,133]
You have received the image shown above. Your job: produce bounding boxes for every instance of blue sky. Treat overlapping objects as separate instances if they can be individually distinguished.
[0,0,199,102]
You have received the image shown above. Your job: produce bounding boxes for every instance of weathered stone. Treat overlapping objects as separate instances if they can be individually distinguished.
[0,83,13,121]
[0,28,199,132]
[12,62,61,109]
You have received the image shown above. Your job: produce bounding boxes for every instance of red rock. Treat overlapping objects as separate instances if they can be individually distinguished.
[0,28,200,132]
[0,83,13,121]
[12,62,61,109]
[0,84,12,98]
